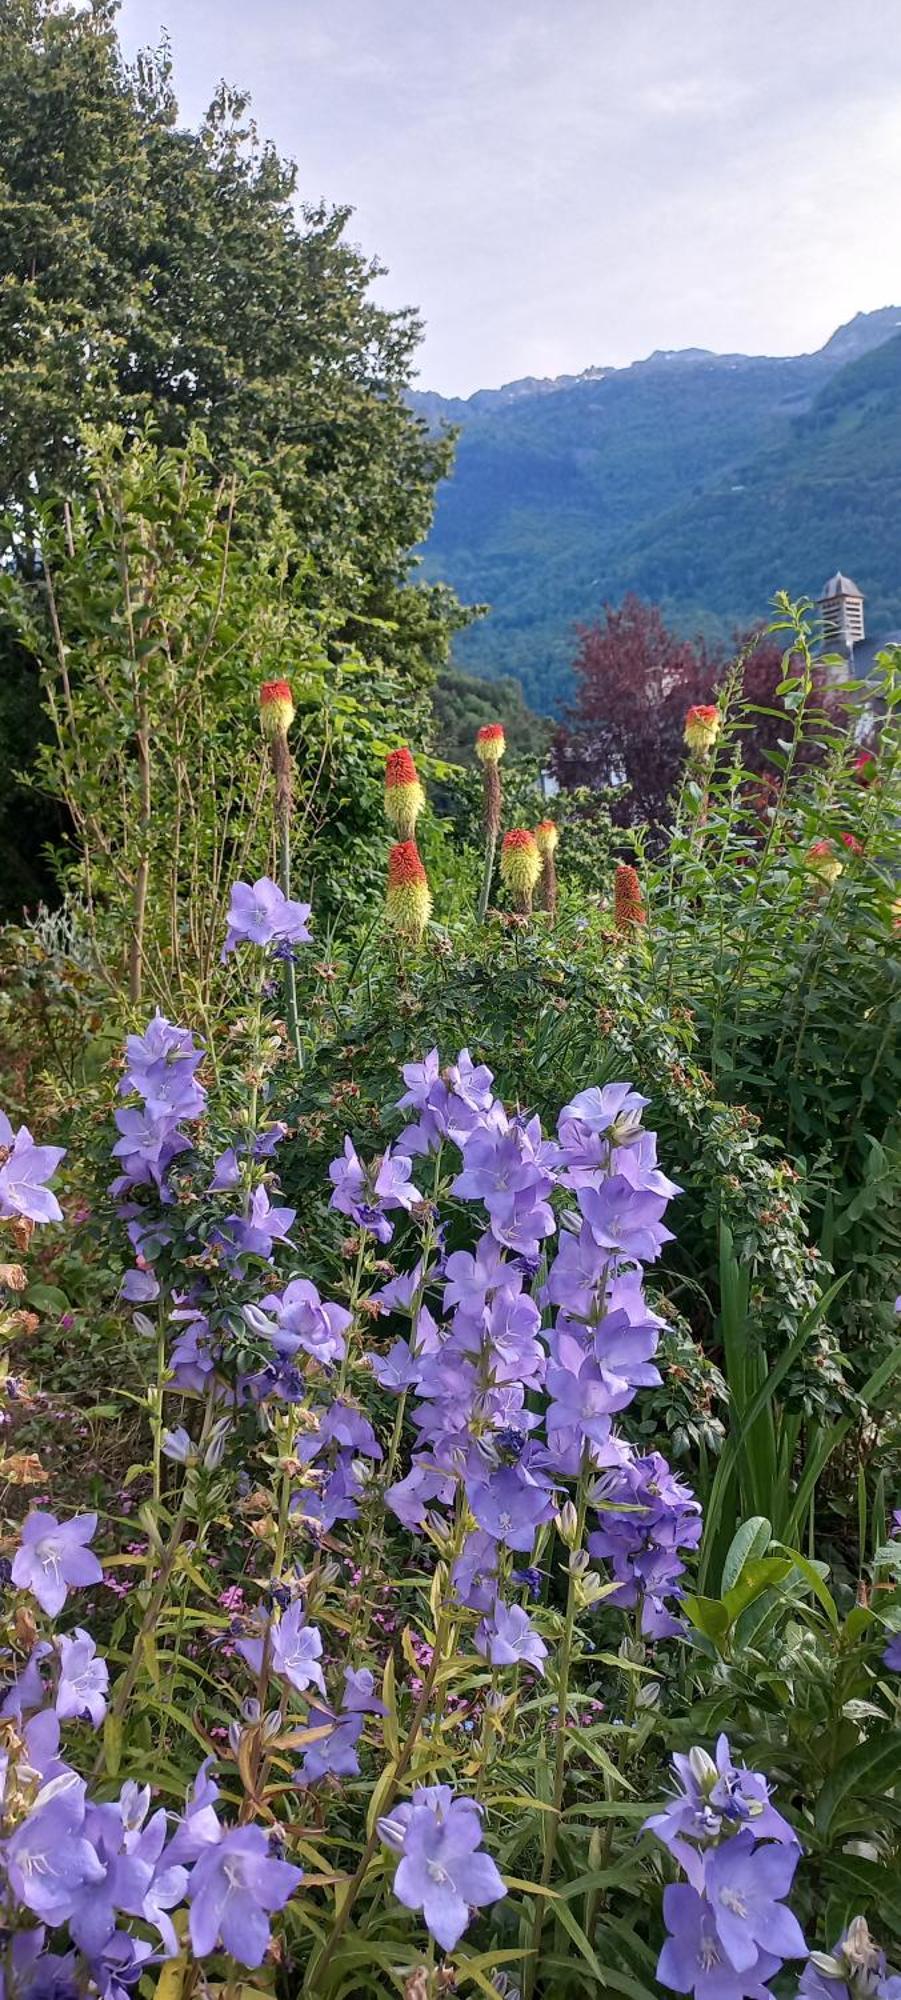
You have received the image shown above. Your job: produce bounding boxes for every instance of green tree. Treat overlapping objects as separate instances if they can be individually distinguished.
[0,0,465,909]
[2,427,426,1009]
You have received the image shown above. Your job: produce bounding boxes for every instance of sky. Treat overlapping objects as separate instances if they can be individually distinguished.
[116,0,901,398]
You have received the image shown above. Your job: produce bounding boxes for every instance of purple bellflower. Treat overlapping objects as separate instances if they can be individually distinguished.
[12,1512,102,1617]
[221,878,312,959]
[55,1629,109,1727]
[475,1599,548,1673]
[657,1882,783,2000]
[237,1601,325,1698]
[0,1111,65,1225]
[186,1824,302,1966]
[378,1784,505,1952]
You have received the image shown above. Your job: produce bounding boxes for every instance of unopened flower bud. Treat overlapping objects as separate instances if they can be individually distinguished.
[609,1105,645,1146]
[377,1812,407,1855]
[555,1500,579,1548]
[688,1745,718,1791]
[204,1416,232,1470]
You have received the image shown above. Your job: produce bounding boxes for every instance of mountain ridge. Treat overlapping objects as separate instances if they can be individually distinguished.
[413,307,901,711]
[413,308,901,420]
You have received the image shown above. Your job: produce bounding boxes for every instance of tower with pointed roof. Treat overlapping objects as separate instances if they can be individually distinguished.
[818,571,865,658]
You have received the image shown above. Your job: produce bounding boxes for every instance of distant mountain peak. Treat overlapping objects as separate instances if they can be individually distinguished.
[415,307,901,417]
[814,305,901,363]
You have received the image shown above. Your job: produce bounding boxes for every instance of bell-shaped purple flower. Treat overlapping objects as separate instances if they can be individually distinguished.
[221,878,312,959]
[12,1511,102,1617]
[186,1824,302,1966]
[378,1784,505,1952]
[0,1111,65,1225]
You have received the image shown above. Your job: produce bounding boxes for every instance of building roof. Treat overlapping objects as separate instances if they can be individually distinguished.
[820,571,863,599]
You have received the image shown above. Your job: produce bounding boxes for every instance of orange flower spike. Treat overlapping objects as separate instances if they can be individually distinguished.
[683,704,721,757]
[475,723,506,765]
[534,819,559,858]
[259,679,295,741]
[385,841,432,945]
[806,839,843,885]
[500,828,541,913]
[384,746,425,840]
[614,863,647,932]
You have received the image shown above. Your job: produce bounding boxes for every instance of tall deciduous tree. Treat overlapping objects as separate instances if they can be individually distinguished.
[0,0,464,908]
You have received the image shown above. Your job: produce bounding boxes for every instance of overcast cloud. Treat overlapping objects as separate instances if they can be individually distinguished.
[116,0,901,397]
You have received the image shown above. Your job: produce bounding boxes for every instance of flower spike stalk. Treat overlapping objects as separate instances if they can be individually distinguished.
[475,723,505,921]
[259,681,302,1063]
[535,818,559,919]
[614,862,646,933]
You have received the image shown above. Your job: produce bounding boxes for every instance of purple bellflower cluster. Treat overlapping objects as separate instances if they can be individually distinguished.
[1,1516,303,1984]
[587,1444,703,1636]
[349,1053,697,1662]
[646,1736,807,2000]
[112,1013,208,1302]
[2,990,701,1979]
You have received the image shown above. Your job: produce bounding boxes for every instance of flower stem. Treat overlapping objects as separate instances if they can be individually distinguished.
[523,1453,591,2000]
[277,802,302,1069]
[304,1511,465,1993]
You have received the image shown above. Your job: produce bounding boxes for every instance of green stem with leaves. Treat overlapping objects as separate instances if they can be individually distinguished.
[523,1454,591,2000]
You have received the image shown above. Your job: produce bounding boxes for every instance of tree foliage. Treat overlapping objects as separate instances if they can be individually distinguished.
[1,429,426,1008]
[0,0,465,912]
[553,596,719,823]
[554,596,838,828]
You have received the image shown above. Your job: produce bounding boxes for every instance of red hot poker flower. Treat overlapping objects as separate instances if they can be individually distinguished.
[385,842,432,945]
[683,705,721,756]
[475,723,506,765]
[259,680,295,740]
[384,747,425,839]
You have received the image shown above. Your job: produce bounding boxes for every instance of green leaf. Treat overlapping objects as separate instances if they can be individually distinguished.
[553,1899,606,1982]
[814,1732,901,1840]
[722,1556,793,1625]
[772,1544,838,1628]
[720,1517,772,1594]
[25,1282,70,1315]
[681,1595,731,1645]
